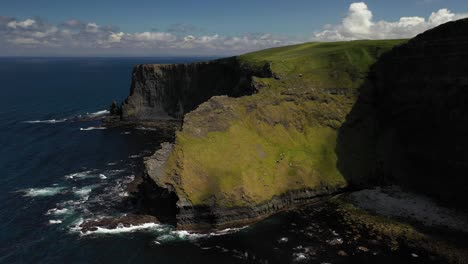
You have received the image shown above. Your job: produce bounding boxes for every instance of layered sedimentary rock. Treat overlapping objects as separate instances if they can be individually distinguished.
[121,57,272,120]
[123,18,468,229]
[139,40,404,229]
[338,18,468,208]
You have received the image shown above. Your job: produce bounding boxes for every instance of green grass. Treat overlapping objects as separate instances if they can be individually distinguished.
[162,40,406,207]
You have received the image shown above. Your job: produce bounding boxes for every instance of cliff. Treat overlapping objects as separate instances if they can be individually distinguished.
[338,18,468,208]
[121,57,272,120]
[123,18,468,229]
[140,40,405,229]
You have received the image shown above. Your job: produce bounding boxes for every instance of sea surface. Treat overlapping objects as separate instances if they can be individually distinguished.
[0,58,435,264]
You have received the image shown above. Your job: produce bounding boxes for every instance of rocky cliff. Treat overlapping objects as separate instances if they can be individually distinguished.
[121,57,273,120]
[338,18,468,208]
[123,18,468,229]
[138,40,405,229]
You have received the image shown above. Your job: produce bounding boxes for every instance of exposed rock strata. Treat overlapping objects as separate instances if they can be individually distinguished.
[121,57,272,120]
[117,18,468,229]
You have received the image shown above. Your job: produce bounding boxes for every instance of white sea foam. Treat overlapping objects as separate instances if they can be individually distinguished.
[69,218,85,233]
[22,187,66,197]
[80,126,107,131]
[64,170,93,180]
[86,110,109,118]
[135,126,157,131]
[46,208,70,215]
[49,219,63,224]
[73,187,93,198]
[23,119,67,124]
[81,222,162,235]
[156,226,248,242]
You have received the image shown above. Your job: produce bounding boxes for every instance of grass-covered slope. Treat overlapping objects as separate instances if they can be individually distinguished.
[159,40,406,208]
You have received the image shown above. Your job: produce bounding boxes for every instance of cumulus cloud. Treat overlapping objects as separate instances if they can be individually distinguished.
[1,3,467,55]
[313,2,468,41]
[0,16,294,55]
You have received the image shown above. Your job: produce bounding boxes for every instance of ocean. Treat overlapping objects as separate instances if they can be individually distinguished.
[0,58,434,264]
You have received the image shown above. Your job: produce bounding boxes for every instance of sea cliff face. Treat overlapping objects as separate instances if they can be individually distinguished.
[338,18,468,208]
[121,57,272,120]
[136,40,404,229]
[122,18,468,229]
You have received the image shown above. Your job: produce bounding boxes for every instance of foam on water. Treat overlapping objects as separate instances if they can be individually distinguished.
[73,187,94,197]
[22,187,66,197]
[80,127,107,131]
[64,170,94,180]
[80,223,163,236]
[155,226,248,243]
[46,208,70,215]
[85,110,109,118]
[23,119,68,124]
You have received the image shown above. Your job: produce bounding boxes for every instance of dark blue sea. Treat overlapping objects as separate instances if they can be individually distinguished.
[0,58,435,264]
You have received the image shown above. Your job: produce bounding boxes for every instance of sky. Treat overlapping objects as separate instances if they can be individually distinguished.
[0,0,467,56]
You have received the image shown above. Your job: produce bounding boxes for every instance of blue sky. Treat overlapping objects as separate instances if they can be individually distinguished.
[0,0,467,56]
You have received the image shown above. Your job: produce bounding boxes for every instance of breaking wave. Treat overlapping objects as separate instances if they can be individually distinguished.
[23,119,67,124]
[79,223,163,236]
[22,187,66,197]
[80,127,107,131]
[85,110,109,118]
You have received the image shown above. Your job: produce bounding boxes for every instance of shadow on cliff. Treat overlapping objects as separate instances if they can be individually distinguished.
[336,18,468,210]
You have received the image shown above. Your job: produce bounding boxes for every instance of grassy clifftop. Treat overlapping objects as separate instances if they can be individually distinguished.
[158,40,406,208]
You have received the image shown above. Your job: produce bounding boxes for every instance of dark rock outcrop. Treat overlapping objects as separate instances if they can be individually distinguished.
[338,18,468,208]
[121,57,272,120]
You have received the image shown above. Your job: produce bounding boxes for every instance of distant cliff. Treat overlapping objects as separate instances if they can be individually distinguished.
[338,18,468,208]
[121,57,272,120]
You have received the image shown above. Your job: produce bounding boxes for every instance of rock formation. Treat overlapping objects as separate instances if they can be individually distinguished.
[127,39,404,229]
[121,57,273,120]
[338,18,468,208]
[119,18,468,229]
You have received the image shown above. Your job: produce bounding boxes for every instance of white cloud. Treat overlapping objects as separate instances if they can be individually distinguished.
[7,18,35,29]
[85,22,99,33]
[130,32,177,42]
[1,3,467,56]
[313,2,468,41]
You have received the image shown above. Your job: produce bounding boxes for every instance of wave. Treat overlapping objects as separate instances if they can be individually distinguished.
[135,126,157,131]
[23,119,67,124]
[80,222,163,235]
[80,126,107,131]
[22,187,66,197]
[46,208,70,215]
[155,226,248,242]
[64,170,94,180]
[23,109,109,125]
[72,186,95,199]
[85,110,109,118]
